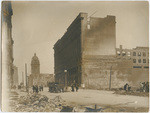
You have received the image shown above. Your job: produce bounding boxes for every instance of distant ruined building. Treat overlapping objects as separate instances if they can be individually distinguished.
[12,65,19,87]
[31,53,40,74]
[53,12,149,89]
[116,45,149,85]
[28,53,54,87]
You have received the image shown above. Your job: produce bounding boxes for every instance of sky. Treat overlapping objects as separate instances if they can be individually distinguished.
[11,1,149,83]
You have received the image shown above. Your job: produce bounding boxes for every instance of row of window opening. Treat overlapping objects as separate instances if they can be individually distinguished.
[117,51,147,57]
[133,59,149,63]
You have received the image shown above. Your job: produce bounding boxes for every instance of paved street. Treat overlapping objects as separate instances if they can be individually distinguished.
[38,87,149,109]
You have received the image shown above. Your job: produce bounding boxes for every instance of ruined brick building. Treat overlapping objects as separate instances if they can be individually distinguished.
[2,1,14,88]
[53,12,149,89]
[116,45,149,86]
[28,53,54,87]
[2,2,15,110]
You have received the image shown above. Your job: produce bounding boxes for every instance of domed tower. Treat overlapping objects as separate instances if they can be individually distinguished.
[31,53,40,74]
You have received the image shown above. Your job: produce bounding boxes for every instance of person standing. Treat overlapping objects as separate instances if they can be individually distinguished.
[39,85,41,92]
[32,85,35,93]
[142,82,146,92]
[35,85,39,93]
[146,82,149,92]
[75,83,79,92]
[41,85,43,91]
[71,84,74,92]
[124,83,128,91]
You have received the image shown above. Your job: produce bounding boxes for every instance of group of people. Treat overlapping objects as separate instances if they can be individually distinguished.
[32,85,43,93]
[124,82,149,93]
[124,83,131,91]
[71,83,79,92]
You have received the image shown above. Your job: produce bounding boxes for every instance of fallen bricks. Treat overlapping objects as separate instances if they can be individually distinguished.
[11,93,95,112]
[11,93,67,112]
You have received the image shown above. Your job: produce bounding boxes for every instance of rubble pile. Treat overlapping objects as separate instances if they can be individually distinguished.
[11,93,67,112]
[114,90,149,97]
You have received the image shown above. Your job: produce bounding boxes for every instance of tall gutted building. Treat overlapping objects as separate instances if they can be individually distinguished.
[54,13,117,88]
[2,1,14,88]
[2,1,14,111]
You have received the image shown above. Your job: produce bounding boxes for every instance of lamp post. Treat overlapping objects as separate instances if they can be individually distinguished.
[64,70,67,88]
[25,63,29,93]
[109,66,112,90]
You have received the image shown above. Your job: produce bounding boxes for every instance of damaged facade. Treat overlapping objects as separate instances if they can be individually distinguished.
[53,12,149,89]
[2,1,14,88]
[28,53,54,87]
[116,45,149,86]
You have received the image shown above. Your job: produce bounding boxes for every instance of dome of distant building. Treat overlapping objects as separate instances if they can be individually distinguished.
[31,53,40,65]
[31,53,40,74]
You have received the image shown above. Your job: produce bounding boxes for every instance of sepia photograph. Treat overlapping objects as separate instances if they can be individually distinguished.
[1,1,149,112]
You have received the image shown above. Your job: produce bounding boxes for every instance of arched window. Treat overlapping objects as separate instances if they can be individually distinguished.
[143,59,146,63]
[133,59,136,63]
[143,52,146,57]
[122,51,126,56]
[138,52,141,56]
[138,59,141,63]
[127,52,131,56]
[133,52,136,56]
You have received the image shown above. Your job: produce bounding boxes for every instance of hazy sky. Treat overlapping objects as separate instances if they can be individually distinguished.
[11,1,149,83]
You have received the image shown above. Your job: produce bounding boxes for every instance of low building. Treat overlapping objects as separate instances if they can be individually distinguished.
[31,73,54,87]
[116,45,149,85]
[116,45,149,68]
[28,53,54,87]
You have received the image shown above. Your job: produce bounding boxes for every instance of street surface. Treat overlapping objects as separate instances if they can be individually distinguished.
[40,87,149,108]
[10,87,149,112]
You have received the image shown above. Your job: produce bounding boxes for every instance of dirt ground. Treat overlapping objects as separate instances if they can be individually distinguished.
[40,88,149,112]
[9,87,149,112]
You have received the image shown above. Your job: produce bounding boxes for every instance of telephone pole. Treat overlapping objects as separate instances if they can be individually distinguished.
[109,66,112,90]
[25,63,28,93]
[22,72,24,85]
[64,70,67,87]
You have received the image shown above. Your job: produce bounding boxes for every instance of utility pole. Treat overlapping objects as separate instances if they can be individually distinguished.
[22,72,24,86]
[109,66,112,90]
[64,69,68,91]
[64,70,67,87]
[25,63,28,93]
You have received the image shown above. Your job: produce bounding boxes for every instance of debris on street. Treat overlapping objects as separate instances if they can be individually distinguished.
[11,93,68,112]
[114,90,149,97]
